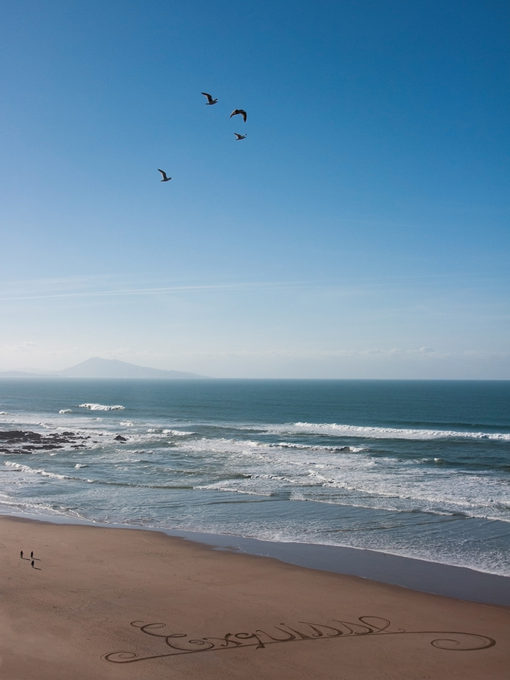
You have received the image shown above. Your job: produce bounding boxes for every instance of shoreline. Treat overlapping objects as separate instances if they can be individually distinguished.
[1,514,509,680]
[170,528,510,606]
[3,512,510,606]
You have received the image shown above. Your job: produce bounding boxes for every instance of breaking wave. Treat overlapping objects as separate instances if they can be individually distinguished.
[273,422,510,441]
[4,461,71,480]
[79,403,125,411]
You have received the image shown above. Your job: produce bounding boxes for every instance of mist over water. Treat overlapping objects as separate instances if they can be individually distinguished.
[1,379,509,576]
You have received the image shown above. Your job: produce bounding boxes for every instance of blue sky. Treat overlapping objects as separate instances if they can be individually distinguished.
[1,0,509,378]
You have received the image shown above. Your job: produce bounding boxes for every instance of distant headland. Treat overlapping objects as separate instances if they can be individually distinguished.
[0,357,207,380]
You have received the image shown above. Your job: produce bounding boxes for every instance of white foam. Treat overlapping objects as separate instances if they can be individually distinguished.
[175,436,362,459]
[79,403,125,411]
[59,409,72,414]
[162,429,195,436]
[166,430,510,523]
[4,461,70,480]
[196,480,273,497]
[268,422,510,442]
[274,441,365,453]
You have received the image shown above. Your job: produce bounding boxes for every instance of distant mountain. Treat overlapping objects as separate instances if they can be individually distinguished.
[55,357,206,379]
[0,358,206,380]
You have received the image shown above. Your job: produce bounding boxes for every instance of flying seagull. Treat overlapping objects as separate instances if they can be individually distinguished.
[234,132,247,140]
[158,169,172,182]
[201,92,218,105]
[230,109,247,122]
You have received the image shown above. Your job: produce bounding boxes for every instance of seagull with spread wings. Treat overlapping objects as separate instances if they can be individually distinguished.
[234,132,247,140]
[158,169,172,182]
[230,108,247,122]
[201,92,218,105]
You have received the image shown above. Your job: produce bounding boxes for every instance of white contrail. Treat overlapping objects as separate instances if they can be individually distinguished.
[0,280,306,302]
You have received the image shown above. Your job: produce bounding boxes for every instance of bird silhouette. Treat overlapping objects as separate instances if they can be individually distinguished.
[201,92,218,105]
[230,109,247,122]
[158,169,172,182]
[234,132,247,140]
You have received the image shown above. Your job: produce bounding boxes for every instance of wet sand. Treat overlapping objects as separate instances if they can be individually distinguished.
[170,527,510,605]
[1,516,509,680]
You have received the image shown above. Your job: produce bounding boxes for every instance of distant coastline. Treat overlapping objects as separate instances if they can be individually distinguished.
[0,357,207,380]
[3,357,510,381]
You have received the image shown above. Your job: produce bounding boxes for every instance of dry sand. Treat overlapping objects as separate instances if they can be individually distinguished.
[1,515,508,680]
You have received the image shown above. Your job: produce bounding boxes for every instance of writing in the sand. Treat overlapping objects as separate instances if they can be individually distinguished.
[103,615,496,664]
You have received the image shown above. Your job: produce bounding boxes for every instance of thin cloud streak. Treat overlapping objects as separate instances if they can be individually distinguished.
[0,280,307,302]
[0,273,506,304]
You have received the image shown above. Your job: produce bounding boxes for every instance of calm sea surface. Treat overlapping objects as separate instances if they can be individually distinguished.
[1,379,509,576]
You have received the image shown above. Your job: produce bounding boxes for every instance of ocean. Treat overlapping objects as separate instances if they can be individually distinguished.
[1,379,509,579]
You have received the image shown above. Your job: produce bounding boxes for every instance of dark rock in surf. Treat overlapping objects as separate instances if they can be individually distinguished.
[0,429,88,454]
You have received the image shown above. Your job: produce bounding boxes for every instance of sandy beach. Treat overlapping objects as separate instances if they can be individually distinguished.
[1,516,508,680]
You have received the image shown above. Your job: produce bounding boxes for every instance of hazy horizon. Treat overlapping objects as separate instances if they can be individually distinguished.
[2,356,510,381]
[2,1,509,380]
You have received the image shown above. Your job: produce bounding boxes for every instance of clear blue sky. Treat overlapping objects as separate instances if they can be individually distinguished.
[2,0,509,378]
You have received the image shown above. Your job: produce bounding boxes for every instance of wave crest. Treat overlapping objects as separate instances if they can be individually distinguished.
[287,422,510,441]
[79,403,125,411]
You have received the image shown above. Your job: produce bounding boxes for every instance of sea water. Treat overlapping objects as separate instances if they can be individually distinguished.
[0,379,509,577]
